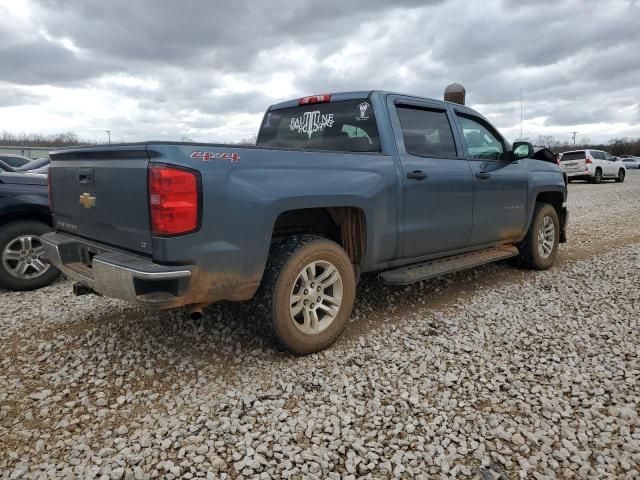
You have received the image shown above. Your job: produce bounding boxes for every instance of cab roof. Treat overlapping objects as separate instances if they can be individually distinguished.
[268,90,478,115]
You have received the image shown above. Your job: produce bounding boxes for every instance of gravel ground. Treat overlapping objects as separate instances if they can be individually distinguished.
[1,171,639,479]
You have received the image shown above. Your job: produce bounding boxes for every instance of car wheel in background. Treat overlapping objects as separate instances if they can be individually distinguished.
[0,220,60,291]
[255,234,356,354]
[616,169,625,183]
[592,169,603,184]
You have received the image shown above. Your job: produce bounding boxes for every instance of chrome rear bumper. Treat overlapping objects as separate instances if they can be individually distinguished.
[41,232,194,309]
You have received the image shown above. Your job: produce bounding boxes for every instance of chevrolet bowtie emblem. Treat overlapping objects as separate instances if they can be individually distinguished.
[79,192,96,209]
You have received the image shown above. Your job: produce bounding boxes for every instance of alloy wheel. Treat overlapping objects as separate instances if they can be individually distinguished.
[1,235,50,280]
[289,260,343,335]
[537,216,555,259]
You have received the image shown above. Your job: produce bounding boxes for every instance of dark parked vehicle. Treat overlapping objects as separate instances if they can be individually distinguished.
[0,159,16,172]
[15,157,51,173]
[0,172,59,290]
[0,154,32,168]
[44,90,568,353]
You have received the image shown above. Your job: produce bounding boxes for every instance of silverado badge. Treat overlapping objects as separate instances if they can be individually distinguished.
[79,192,96,209]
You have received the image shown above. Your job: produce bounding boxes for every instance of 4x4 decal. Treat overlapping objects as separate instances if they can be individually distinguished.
[190,151,240,162]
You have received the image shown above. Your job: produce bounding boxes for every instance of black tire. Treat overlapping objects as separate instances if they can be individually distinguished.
[591,169,602,184]
[517,203,560,270]
[254,234,356,354]
[0,220,60,291]
[615,169,625,183]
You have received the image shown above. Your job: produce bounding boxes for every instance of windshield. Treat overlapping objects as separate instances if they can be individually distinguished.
[257,99,381,153]
[560,151,586,161]
[0,155,31,168]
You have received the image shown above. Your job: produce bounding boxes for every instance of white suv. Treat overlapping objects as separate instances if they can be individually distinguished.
[560,149,626,184]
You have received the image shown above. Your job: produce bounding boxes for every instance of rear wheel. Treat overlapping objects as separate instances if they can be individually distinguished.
[0,220,60,291]
[517,203,559,270]
[591,169,603,184]
[255,235,356,354]
[616,169,625,183]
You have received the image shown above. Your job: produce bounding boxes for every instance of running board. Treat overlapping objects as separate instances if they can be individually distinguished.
[380,246,519,285]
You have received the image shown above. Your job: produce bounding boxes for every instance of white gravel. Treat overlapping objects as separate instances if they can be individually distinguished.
[1,171,639,479]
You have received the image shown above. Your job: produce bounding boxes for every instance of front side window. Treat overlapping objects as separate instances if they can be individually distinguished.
[396,106,457,158]
[457,115,505,161]
[256,99,380,153]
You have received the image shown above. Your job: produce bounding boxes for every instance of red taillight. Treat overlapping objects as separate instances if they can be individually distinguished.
[148,164,200,236]
[585,157,593,164]
[47,168,53,210]
[299,94,331,105]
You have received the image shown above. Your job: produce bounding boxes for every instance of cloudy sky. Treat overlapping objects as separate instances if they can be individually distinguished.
[0,0,638,144]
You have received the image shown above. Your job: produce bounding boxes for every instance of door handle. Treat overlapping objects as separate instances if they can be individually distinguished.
[407,170,428,180]
[475,172,491,180]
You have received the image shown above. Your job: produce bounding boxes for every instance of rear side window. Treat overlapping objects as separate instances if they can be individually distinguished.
[560,151,586,161]
[396,106,457,158]
[591,151,604,160]
[256,100,381,153]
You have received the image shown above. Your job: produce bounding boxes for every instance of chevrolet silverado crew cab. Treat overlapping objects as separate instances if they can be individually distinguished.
[43,91,568,354]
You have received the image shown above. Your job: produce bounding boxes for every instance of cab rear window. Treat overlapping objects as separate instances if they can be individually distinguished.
[257,100,381,153]
[561,151,586,161]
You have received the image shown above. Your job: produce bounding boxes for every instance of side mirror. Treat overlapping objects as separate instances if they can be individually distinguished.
[512,141,534,160]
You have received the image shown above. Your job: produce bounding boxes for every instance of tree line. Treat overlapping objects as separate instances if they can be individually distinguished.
[0,131,94,148]
[1,131,258,147]
[522,135,640,156]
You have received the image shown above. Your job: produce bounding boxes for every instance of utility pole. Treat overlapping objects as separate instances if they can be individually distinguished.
[105,129,111,144]
[520,88,523,140]
[571,131,578,147]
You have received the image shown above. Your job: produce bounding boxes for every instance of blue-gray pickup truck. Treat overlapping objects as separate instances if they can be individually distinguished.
[43,91,568,354]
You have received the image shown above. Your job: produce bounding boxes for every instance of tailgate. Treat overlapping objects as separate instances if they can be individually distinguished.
[560,159,586,172]
[49,145,152,255]
[560,151,587,172]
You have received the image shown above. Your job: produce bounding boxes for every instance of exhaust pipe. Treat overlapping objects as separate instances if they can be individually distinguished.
[188,304,208,320]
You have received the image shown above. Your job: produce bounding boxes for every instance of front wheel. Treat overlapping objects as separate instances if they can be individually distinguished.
[517,203,559,270]
[255,235,356,354]
[0,220,60,291]
[616,169,625,183]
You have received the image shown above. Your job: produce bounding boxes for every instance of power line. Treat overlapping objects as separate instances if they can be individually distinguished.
[570,131,578,146]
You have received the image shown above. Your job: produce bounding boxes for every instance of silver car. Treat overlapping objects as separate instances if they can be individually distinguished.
[619,156,640,169]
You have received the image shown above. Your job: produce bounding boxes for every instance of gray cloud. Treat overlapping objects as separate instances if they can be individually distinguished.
[0,40,111,85]
[0,84,46,107]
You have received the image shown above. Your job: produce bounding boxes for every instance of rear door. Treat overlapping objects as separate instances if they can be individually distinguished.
[388,97,473,257]
[49,145,152,255]
[453,112,528,246]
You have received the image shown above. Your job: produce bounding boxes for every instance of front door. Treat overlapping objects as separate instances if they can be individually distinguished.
[390,99,474,258]
[453,113,529,246]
